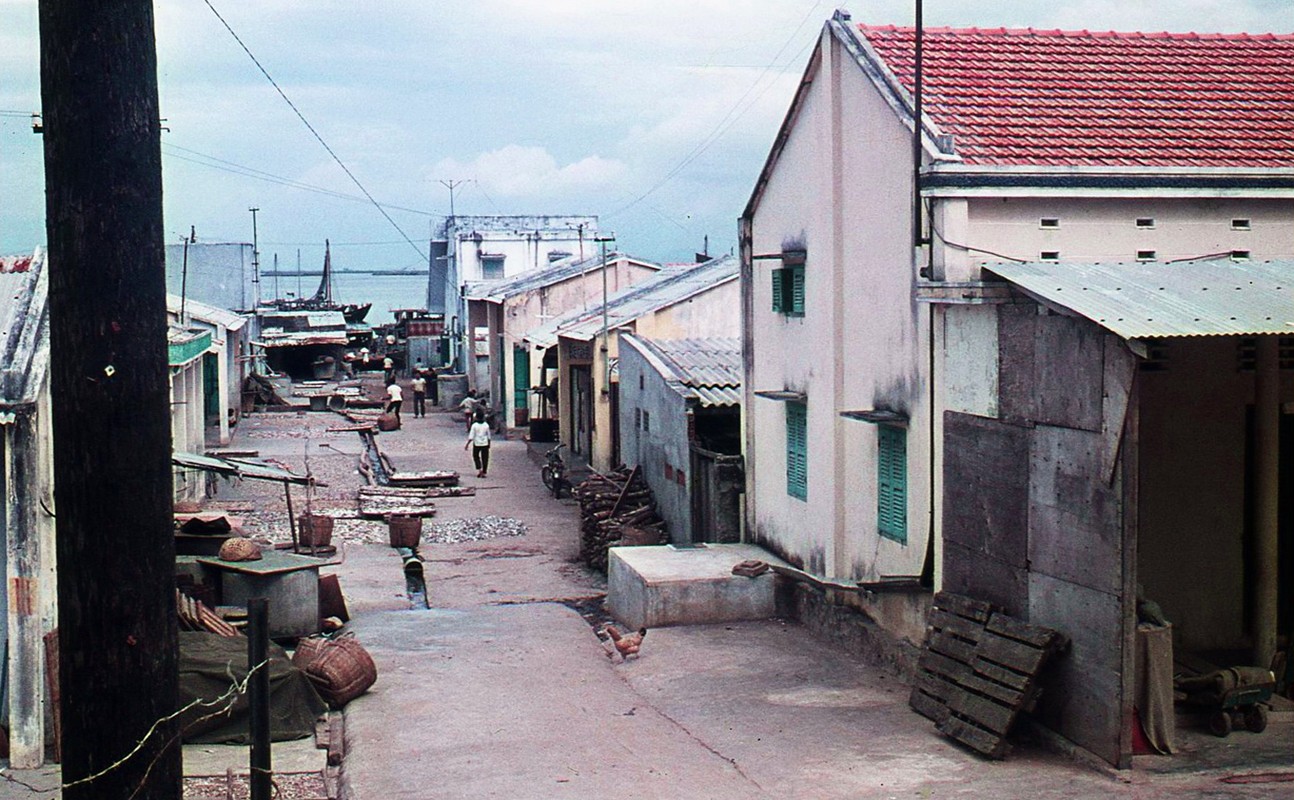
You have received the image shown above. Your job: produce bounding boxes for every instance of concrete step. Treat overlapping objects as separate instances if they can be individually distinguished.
[606,543,790,629]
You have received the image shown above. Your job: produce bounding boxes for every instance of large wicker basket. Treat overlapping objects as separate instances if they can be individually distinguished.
[293,634,377,709]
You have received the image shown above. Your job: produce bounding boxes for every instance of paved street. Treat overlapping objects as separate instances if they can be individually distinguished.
[2,393,1289,798]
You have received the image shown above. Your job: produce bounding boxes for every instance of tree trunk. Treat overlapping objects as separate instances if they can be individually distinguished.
[39,1,181,797]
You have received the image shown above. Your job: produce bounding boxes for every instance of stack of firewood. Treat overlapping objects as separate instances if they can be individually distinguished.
[574,466,667,572]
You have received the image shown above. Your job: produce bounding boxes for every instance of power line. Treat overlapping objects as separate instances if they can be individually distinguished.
[161,143,439,216]
[606,1,826,219]
[200,0,427,261]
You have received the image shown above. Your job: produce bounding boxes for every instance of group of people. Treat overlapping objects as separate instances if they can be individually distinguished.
[381,373,494,479]
[384,364,438,421]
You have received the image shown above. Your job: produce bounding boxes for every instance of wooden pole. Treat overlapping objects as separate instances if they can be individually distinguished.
[39,1,180,797]
[248,598,272,800]
[1254,336,1279,669]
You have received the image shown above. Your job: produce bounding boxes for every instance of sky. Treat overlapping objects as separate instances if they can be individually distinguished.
[2,1,1291,273]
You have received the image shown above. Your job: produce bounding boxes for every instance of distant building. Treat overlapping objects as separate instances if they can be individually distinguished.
[164,242,257,313]
[617,335,743,544]
[433,215,599,370]
[463,251,661,428]
[166,295,252,446]
[528,255,740,472]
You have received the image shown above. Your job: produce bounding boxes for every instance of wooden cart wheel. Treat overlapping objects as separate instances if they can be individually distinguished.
[1208,710,1233,737]
[1244,705,1268,733]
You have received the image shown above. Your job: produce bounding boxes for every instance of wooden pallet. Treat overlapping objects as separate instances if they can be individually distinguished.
[909,592,1064,759]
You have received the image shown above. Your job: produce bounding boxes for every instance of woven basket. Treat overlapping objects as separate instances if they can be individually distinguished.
[298,514,334,547]
[295,635,377,709]
[388,515,422,548]
[217,537,263,562]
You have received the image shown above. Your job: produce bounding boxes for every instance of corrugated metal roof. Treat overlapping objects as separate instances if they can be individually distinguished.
[167,293,249,330]
[630,336,743,408]
[463,252,661,301]
[0,250,49,406]
[985,259,1294,339]
[526,255,739,347]
[172,451,322,485]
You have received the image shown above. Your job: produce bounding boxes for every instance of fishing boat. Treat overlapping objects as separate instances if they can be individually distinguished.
[260,239,372,323]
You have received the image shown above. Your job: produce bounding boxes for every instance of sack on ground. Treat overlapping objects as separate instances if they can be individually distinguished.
[292,633,377,708]
[377,413,400,431]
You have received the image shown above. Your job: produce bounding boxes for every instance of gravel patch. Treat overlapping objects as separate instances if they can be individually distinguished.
[425,516,528,544]
[184,771,327,799]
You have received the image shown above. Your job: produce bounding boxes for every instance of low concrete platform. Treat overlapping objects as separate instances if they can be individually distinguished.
[606,543,789,629]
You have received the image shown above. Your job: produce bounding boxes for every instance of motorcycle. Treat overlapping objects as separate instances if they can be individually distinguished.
[541,443,569,499]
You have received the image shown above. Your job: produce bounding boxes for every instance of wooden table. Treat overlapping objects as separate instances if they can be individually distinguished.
[195,551,324,639]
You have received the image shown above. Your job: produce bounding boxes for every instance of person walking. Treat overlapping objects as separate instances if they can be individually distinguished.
[410,372,427,418]
[458,389,479,432]
[464,410,492,478]
[386,381,404,421]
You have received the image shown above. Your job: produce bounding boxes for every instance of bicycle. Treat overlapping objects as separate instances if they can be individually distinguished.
[541,443,570,499]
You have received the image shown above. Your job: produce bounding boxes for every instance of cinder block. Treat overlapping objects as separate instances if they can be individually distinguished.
[607,544,790,629]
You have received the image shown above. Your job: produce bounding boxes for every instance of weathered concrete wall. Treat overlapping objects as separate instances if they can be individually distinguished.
[617,338,692,543]
[164,243,254,312]
[941,305,1137,767]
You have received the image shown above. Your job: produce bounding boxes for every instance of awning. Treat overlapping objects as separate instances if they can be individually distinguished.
[840,409,908,426]
[985,259,1294,340]
[172,452,324,486]
[754,389,807,402]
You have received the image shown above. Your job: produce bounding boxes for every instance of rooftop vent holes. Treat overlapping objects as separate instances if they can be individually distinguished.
[1136,218,1156,229]
[1039,218,1060,229]
[1232,219,1251,231]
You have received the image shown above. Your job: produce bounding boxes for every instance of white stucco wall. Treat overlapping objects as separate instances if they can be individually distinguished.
[746,28,930,584]
[948,197,1294,277]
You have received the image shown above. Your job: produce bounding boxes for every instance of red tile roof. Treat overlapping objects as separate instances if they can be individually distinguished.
[857,25,1294,168]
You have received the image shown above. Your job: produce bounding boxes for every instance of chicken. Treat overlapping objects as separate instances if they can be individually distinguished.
[604,625,647,659]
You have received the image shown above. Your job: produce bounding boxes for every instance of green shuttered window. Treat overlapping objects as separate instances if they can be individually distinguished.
[771,265,805,317]
[786,402,807,500]
[877,425,907,543]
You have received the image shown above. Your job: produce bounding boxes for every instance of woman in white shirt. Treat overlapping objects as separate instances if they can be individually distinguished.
[464,410,492,477]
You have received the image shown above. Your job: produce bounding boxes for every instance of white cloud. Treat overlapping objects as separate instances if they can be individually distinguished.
[432,145,626,198]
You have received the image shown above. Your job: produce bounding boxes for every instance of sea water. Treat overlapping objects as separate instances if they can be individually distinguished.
[266,270,433,326]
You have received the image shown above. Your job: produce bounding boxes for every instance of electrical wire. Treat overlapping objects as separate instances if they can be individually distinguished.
[200,0,427,260]
[606,1,826,219]
[162,144,439,217]
[926,200,1028,264]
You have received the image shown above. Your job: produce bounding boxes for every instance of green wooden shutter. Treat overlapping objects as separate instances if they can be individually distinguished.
[877,425,907,543]
[771,267,785,313]
[786,402,807,500]
[513,346,531,418]
[790,265,805,316]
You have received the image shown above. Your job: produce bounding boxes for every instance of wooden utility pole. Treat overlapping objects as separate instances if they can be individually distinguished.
[39,2,181,798]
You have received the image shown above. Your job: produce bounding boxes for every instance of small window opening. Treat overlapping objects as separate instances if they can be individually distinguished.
[1039,218,1060,229]
[1040,251,1060,261]
[1136,250,1157,262]
[1140,339,1170,372]
[1231,250,1251,262]
[1237,338,1294,372]
[1136,218,1156,229]
[1232,219,1251,231]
